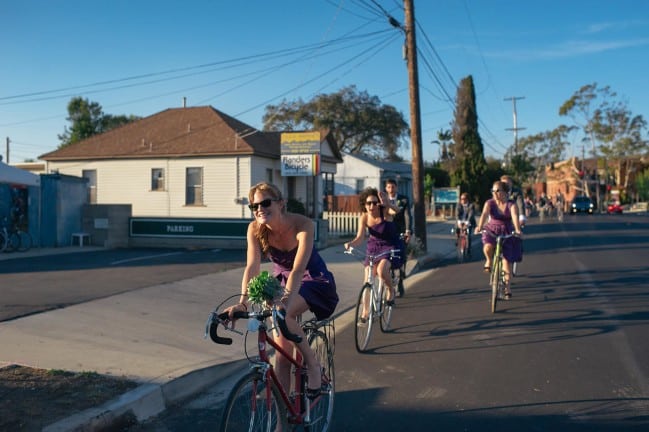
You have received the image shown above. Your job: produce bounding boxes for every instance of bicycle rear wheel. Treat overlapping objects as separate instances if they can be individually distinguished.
[354,283,373,353]
[306,330,335,432]
[220,371,287,432]
[491,257,502,314]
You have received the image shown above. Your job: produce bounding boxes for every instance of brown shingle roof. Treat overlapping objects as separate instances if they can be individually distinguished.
[40,106,280,160]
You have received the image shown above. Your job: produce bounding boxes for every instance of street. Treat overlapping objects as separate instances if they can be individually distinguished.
[0,248,247,321]
[129,214,649,431]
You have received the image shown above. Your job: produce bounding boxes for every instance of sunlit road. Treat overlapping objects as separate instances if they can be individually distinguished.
[0,248,246,321]
[120,214,649,431]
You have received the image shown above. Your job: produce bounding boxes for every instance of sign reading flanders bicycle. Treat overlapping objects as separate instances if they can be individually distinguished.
[280,131,321,176]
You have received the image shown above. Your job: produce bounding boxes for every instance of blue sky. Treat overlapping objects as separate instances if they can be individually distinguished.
[1,0,648,164]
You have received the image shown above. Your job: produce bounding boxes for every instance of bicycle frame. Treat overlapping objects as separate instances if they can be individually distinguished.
[482,230,516,313]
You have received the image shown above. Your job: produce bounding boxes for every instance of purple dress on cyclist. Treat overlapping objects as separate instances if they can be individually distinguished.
[365,206,404,269]
[268,245,339,320]
[481,199,522,262]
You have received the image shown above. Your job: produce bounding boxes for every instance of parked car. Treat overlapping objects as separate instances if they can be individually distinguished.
[570,196,594,214]
[607,201,623,214]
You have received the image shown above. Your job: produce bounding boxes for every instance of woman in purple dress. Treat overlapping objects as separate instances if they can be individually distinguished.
[344,187,404,316]
[224,182,338,397]
[474,180,523,299]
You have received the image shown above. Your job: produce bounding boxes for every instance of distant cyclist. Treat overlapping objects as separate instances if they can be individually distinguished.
[455,192,476,255]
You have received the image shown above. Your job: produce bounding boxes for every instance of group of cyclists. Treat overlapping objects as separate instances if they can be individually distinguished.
[219,175,523,413]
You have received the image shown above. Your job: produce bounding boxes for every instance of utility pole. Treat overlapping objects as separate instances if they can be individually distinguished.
[504,97,525,156]
[403,0,427,252]
[5,137,9,164]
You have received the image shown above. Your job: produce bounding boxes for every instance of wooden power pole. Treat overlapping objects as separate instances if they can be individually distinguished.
[404,0,427,252]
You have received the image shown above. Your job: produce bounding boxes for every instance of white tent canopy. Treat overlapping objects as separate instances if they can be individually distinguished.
[0,161,40,187]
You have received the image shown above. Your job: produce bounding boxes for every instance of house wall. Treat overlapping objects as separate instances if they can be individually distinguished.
[49,157,259,218]
[335,156,380,195]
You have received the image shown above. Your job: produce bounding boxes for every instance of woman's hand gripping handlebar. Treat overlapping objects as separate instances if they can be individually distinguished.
[205,304,303,345]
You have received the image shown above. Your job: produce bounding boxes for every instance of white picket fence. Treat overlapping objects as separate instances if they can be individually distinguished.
[322,211,361,237]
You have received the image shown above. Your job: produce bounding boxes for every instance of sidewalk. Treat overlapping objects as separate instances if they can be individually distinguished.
[0,220,457,431]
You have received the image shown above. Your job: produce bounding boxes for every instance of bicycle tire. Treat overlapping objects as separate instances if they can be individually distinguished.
[491,257,501,314]
[305,330,335,432]
[397,265,405,298]
[380,275,394,333]
[354,283,373,353]
[16,231,32,252]
[219,371,287,432]
[458,235,467,263]
[7,232,20,252]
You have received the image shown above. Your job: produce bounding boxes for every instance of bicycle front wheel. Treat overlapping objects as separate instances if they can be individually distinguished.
[306,330,335,432]
[219,371,287,432]
[380,277,394,333]
[491,257,502,314]
[354,283,373,353]
[457,235,467,263]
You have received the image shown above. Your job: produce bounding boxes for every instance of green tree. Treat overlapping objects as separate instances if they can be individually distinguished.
[514,124,576,186]
[450,75,487,203]
[559,83,648,199]
[58,97,140,147]
[636,167,649,201]
[262,85,409,160]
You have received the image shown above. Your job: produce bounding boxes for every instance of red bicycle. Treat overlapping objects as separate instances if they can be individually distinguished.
[206,302,335,431]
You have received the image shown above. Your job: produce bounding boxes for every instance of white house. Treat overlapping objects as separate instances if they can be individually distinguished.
[40,106,343,219]
[335,152,413,199]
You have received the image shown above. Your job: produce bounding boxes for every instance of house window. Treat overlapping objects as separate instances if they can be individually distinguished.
[185,167,203,205]
[355,179,365,194]
[151,168,165,191]
[266,168,273,183]
[82,169,97,204]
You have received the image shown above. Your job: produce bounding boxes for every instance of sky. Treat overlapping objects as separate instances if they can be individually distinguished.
[1,0,648,165]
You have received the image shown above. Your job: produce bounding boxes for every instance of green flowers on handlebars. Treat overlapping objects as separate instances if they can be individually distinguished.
[247,271,283,304]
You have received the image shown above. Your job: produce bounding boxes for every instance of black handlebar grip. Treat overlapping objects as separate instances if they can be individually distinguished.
[209,311,249,345]
[276,309,303,343]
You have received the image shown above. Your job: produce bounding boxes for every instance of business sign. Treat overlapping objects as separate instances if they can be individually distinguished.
[432,187,460,204]
[280,131,320,176]
[281,154,320,176]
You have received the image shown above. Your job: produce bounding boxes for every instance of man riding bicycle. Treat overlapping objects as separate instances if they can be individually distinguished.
[455,192,476,255]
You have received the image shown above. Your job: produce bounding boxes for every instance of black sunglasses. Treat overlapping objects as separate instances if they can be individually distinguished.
[248,198,277,211]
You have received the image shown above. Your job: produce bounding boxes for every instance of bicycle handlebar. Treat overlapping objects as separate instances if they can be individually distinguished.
[206,306,303,345]
[344,246,400,263]
[480,229,519,240]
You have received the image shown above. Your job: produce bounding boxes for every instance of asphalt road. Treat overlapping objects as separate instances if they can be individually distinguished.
[0,248,247,322]
[128,213,649,431]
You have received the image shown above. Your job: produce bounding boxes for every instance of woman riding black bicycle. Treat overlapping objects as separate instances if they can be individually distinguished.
[474,180,523,299]
[222,182,339,398]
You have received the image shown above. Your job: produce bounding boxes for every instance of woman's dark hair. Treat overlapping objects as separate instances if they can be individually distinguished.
[358,187,379,213]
